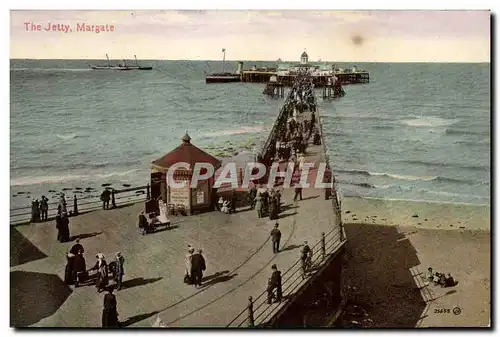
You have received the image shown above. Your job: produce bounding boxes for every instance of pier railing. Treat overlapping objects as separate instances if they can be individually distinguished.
[225,226,344,327]
[10,185,150,226]
[226,72,346,327]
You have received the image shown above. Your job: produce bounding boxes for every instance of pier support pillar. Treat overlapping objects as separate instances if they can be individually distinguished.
[146,183,150,200]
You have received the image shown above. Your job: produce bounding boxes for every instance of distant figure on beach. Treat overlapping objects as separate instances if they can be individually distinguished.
[40,195,49,221]
[101,189,111,210]
[102,287,119,328]
[191,249,206,288]
[270,223,282,254]
[267,264,282,304]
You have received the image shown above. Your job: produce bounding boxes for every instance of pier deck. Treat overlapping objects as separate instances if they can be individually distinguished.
[10,118,344,327]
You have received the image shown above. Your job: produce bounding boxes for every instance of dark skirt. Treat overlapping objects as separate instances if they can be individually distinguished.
[102,308,119,327]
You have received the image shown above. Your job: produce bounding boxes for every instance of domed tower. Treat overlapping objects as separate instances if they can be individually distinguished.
[300,50,308,65]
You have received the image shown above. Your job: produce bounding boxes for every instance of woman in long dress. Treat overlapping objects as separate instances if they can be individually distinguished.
[185,247,194,284]
[92,254,109,293]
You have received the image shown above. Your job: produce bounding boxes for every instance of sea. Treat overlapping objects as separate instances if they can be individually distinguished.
[10,59,491,210]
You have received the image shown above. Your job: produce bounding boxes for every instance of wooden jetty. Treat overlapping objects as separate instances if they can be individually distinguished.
[10,74,346,328]
[241,71,369,86]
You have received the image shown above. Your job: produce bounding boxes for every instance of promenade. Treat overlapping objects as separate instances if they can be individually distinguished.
[10,102,344,328]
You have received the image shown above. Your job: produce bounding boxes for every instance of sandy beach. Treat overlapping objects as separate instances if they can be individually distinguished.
[341,196,490,231]
[338,196,490,328]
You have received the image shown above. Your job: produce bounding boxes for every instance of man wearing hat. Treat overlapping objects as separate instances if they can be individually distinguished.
[114,252,125,290]
[270,223,282,254]
[267,264,282,304]
[300,241,312,279]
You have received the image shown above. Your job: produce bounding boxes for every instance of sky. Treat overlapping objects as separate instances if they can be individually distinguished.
[10,10,491,62]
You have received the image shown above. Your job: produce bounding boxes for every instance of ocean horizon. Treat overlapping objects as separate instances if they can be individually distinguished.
[10,60,491,210]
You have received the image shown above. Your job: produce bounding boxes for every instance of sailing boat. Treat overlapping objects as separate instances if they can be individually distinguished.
[205,48,241,83]
[90,54,152,70]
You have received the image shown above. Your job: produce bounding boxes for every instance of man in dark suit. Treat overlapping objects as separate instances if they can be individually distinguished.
[270,223,282,254]
[267,264,282,304]
[190,249,206,288]
[102,286,119,328]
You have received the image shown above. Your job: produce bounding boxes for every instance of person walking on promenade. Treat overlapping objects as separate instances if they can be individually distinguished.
[270,223,282,254]
[268,193,276,221]
[114,252,125,291]
[73,249,86,287]
[191,249,206,288]
[255,193,263,218]
[293,185,303,202]
[40,195,49,221]
[102,287,119,328]
[64,252,76,285]
[275,189,281,214]
[101,189,111,210]
[59,213,70,242]
[92,253,109,293]
[300,241,312,279]
[184,246,195,285]
[267,264,282,304]
[249,184,257,210]
[230,189,237,214]
[59,193,67,214]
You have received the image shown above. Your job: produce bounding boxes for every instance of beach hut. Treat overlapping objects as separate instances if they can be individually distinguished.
[151,132,221,215]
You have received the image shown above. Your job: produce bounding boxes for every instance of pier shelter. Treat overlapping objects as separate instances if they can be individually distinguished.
[151,133,221,215]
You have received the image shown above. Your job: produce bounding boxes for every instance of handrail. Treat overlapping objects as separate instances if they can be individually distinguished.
[226,72,345,327]
[10,185,148,225]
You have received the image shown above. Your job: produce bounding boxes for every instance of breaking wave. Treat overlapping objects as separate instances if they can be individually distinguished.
[203,126,267,137]
[10,169,141,186]
[334,169,474,184]
[400,116,457,128]
[400,159,490,172]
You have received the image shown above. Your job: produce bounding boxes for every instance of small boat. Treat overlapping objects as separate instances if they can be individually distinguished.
[90,54,152,70]
[205,49,241,83]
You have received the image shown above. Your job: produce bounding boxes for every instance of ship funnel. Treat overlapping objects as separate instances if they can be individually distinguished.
[236,62,244,74]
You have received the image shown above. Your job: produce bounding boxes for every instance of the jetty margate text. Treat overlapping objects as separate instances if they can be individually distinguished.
[24,21,115,33]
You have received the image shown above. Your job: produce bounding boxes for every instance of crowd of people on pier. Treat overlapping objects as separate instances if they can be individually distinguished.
[42,73,336,327]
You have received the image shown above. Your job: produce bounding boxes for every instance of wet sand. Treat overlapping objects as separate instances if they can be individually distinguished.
[339,197,490,328]
[341,196,490,231]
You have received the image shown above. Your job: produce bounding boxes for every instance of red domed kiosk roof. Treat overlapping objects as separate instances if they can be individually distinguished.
[151,132,222,171]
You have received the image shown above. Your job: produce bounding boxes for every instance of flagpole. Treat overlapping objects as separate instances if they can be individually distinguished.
[222,48,226,73]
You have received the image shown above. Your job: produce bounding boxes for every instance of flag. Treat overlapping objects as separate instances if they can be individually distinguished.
[222,48,226,53]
